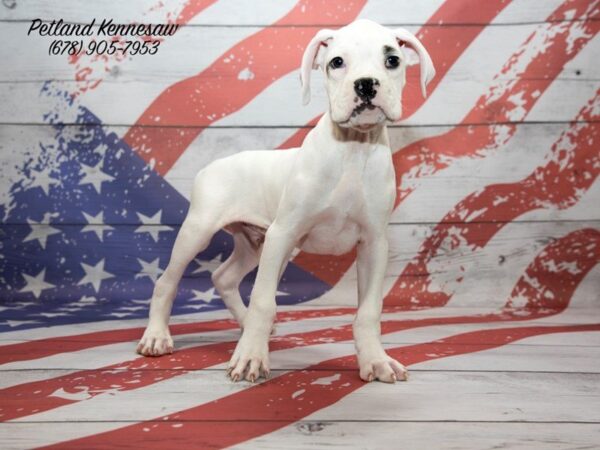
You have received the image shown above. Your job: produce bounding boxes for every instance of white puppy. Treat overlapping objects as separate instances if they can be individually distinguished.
[137,19,435,383]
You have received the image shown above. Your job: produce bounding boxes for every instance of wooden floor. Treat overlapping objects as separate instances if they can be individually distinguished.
[1,305,599,449]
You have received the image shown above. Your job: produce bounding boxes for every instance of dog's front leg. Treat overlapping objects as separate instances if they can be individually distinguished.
[227,221,296,382]
[355,236,408,383]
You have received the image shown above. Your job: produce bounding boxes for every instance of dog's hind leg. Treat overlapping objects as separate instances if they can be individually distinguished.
[212,227,261,328]
[137,212,220,356]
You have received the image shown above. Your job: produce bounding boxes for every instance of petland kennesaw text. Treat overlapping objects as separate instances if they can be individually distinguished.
[27,19,179,38]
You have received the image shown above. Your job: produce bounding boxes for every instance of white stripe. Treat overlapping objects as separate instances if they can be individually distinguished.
[569,264,600,310]
[237,422,600,450]
[413,330,600,372]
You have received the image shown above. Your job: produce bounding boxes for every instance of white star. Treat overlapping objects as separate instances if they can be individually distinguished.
[28,166,57,195]
[190,287,220,303]
[93,143,109,155]
[23,218,61,249]
[276,290,290,297]
[77,259,115,293]
[81,211,114,241]
[135,257,164,282]
[134,210,173,242]
[19,268,55,299]
[78,159,114,194]
[192,254,223,275]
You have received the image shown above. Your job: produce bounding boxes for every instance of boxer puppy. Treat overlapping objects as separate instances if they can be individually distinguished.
[137,19,435,383]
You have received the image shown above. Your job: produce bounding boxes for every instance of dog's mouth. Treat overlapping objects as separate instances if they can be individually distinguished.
[351,101,379,117]
[338,102,391,131]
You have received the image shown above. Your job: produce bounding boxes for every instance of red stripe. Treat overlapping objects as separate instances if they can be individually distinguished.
[290,247,357,287]
[387,89,600,308]
[41,322,600,449]
[0,341,235,422]
[0,308,355,366]
[507,228,600,311]
[287,0,512,284]
[124,0,367,175]
[0,319,234,366]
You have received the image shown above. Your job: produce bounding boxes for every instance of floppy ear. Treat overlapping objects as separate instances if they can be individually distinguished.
[300,28,336,105]
[399,46,420,67]
[393,28,436,98]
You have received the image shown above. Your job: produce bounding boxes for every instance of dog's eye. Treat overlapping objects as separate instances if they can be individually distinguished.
[329,57,345,69]
[385,55,400,69]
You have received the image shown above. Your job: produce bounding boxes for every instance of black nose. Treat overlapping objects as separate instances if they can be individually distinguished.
[354,78,379,101]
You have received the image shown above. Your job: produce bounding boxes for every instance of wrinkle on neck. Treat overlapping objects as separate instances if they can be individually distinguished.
[330,118,387,145]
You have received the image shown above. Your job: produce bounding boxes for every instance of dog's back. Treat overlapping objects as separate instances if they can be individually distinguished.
[189,148,300,229]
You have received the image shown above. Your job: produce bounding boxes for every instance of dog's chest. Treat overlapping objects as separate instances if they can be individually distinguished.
[300,168,368,255]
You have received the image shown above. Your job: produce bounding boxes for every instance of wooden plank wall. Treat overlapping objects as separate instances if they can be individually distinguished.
[0,0,598,307]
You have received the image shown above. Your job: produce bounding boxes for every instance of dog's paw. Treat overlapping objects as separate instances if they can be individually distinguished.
[227,332,270,383]
[359,354,408,383]
[136,326,174,357]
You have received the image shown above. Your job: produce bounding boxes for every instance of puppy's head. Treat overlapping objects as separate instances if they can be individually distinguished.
[300,19,435,132]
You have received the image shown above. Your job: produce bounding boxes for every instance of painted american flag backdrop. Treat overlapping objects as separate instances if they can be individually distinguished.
[0,0,599,448]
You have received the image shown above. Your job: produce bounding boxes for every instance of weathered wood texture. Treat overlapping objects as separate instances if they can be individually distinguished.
[0,0,598,447]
